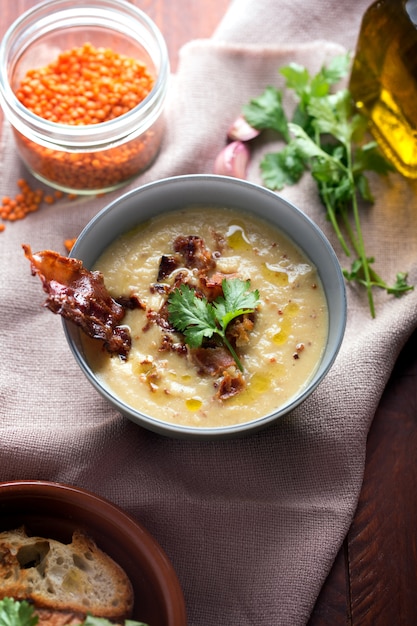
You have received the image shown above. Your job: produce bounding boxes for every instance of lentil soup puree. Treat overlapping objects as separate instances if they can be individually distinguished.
[82,206,329,428]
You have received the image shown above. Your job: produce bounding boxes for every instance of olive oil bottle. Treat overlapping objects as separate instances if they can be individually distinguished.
[349,0,417,177]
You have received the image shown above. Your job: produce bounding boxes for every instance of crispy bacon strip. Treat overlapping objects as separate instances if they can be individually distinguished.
[199,271,239,301]
[215,369,246,400]
[157,254,179,281]
[23,245,133,359]
[190,346,246,400]
[190,345,235,377]
[227,313,255,347]
[155,236,216,285]
[173,235,216,272]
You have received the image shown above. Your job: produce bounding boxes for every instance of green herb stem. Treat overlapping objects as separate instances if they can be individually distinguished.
[345,144,376,317]
[340,202,407,306]
[350,184,376,317]
[222,334,244,372]
[321,186,351,256]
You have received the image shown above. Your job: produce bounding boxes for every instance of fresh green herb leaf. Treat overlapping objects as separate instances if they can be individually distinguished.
[389,272,413,296]
[280,55,351,100]
[0,598,38,626]
[166,283,217,348]
[344,260,413,298]
[260,143,305,190]
[287,123,336,162]
[307,90,354,144]
[353,141,396,176]
[280,63,310,97]
[320,53,352,85]
[355,172,374,203]
[213,278,260,329]
[167,278,259,372]
[240,53,413,317]
[280,54,351,117]
[242,86,289,140]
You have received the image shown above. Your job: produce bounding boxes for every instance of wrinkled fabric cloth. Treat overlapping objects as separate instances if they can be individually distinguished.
[1,1,417,624]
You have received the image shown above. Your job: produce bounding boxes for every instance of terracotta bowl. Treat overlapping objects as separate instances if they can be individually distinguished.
[0,480,187,626]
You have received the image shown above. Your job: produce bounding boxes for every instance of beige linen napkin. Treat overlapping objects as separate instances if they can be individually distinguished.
[1,1,417,624]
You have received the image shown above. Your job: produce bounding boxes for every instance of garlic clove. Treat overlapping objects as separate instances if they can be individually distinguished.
[227,115,260,141]
[213,141,250,179]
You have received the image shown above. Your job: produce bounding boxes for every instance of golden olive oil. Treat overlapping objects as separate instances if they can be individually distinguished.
[349,0,417,177]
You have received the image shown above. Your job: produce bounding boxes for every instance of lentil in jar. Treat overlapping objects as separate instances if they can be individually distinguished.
[12,43,162,192]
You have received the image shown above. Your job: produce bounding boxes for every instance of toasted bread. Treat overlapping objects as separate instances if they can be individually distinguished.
[0,527,133,622]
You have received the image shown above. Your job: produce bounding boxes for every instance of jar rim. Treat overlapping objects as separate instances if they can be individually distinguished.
[0,0,170,149]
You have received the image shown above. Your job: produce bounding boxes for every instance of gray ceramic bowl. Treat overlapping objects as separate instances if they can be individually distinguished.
[64,174,346,439]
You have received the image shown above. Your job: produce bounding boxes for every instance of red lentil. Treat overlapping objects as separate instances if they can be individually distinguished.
[15,43,153,125]
[0,178,79,231]
[14,125,163,192]
[12,43,162,192]
[0,179,44,225]
[64,237,77,252]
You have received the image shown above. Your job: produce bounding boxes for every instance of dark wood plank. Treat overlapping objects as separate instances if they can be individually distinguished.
[310,329,417,625]
[308,545,351,624]
[347,329,417,625]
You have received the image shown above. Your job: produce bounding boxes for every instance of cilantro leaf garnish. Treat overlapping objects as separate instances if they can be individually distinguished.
[0,598,38,626]
[242,86,289,140]
[166,283,218,348]
[260,143,305,189]
[238,53,413,317]
[167,278,259,372]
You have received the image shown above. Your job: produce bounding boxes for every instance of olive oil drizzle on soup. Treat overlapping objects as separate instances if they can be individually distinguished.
[82,206,328,428]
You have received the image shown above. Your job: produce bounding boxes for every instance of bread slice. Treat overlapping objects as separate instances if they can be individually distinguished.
[0,527,133,621]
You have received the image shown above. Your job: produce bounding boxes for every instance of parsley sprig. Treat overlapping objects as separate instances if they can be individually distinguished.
[0,598,37,626]
[167,278,259,372]
[241,54,413,317]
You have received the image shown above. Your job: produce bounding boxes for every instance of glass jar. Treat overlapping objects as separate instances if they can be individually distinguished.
[349,0,417,178]
[0,0,170,194]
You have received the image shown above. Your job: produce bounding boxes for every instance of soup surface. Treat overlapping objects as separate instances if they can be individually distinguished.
[82,206,328,428]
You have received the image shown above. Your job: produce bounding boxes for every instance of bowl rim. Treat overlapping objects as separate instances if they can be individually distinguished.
[0,479,187,624]
[64,174,347,439]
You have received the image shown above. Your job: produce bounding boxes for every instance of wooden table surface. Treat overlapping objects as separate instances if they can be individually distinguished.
[1,2,417,624]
